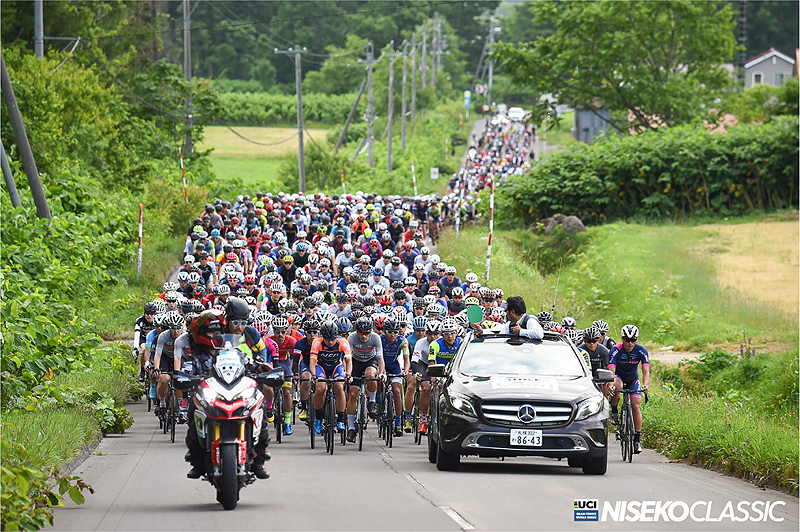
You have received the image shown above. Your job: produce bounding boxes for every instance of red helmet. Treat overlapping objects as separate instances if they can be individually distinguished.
[243,274,256,284]
[404,241,413,250]
[379,295,393,307]
[190,309,226,348]
[225,252,237,262]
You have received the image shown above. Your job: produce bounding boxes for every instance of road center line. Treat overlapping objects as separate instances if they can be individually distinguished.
[439,506,475,530]
[405,473,427,489]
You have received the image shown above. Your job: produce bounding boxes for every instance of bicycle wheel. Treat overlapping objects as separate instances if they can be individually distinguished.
[357,392,366,452]
[326,392,336,455]
[309,402,316,449]
[169,391,177,443]
[147,381,152,412]
[619,400,628,461]
[625,405,634,463]
[274,391,283,444]
[412,388,421,444]
[291,380,299,425]
[385,386,394,448]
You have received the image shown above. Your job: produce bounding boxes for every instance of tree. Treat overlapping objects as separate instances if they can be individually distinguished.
[492,0,739,131]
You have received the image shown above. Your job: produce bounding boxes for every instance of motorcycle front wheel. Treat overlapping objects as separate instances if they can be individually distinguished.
[218,444,239,510]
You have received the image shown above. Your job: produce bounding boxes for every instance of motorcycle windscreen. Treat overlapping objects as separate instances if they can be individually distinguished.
[214,334,247,384]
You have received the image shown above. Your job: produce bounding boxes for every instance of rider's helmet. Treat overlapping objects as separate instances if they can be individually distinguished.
[620,324,639,340]
[592,320,610,335]
[190,309,226,348]
[561,316,577,330]
[319,320,339,341]
[354,316,373,333]
[225,297,251,322]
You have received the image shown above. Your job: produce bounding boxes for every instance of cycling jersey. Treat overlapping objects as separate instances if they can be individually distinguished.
[608,343,649,377]
[579,343,609,378]
[231,326,269,363]
[381,335,408,371]
[347,331,383,362]
[293,337,314,367]
[267,334,297,362]
[428,337,462,365]
[133,315,156,348]
[310,337,351,366]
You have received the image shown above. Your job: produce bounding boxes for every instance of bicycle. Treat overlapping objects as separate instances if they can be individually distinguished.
[156,371,178,443]
[316,376,348,455]
[290,373,301,426]
[354,377,382,451]
[615,387,649,463]
[409,373,424,445]
[297,377,316,449]
[378,373,404,448]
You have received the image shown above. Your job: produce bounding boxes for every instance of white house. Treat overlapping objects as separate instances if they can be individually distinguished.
[744,48,796,88]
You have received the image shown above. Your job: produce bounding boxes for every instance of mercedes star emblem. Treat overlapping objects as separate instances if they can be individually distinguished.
[517,404,536,423]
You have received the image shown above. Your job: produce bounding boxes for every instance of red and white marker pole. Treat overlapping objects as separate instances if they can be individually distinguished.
[484,177,495,281]
[137,203,144,280]
[340,169,346,194]
[179,148,188,203]
[410,157,418,196]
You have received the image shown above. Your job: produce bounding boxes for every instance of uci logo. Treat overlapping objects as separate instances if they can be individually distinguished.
[574,499,598,509]
[574,499,600,522]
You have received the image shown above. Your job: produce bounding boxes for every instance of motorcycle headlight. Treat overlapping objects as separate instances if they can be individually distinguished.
[575,395,604,421]
[202,387,220,404]
[447,391,477,418]
[235,387,256,401]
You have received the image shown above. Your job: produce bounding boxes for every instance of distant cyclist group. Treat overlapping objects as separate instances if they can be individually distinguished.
[132,113,650,479]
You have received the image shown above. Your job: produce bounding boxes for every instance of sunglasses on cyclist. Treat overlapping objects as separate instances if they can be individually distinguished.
[622,337,637,342]
[229,319,247,326]
[169,325,183,330]
[245,282,255,286]
[584,338,599,344]
[145,312,155,316]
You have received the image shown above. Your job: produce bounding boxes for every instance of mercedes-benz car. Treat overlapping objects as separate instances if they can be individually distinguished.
[427,332,614,474]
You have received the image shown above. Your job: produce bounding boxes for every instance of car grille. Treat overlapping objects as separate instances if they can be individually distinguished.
[480,400,573,428]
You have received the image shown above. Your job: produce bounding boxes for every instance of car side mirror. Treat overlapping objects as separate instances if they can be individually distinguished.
[427,364,446,377]
[594,369,615,383]
[256,369,285,388]
[173,371,202,390]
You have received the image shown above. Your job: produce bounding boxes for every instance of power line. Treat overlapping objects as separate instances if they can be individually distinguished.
[223,125,298,146]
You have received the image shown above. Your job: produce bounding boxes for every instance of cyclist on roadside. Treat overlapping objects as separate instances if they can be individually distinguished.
[592,319,617,351]
[133,302,158,381]
[608,324,649,454]
[579,327,612,398]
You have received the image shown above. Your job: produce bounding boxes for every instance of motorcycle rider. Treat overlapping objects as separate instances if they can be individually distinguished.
[180,309,272,480]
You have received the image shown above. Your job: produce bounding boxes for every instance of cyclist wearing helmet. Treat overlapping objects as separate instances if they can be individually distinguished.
[428,317,461,367]
[329,292,352,319]
[133,303,158,381]
[608,324,649,453]
[579,327,611,396]
[152,312,185,413]
[292,319,320,421]
[365,317,409,440]
[447,287,467,316]
[404,317,439,434]
[438,266,462,297]
[498,296,544,339]
[369,267,391,290]
[267,316,297,436]
[310,320,352,435]
[347,316,385,419]
[592,319,616,351]
[561,316,577,330]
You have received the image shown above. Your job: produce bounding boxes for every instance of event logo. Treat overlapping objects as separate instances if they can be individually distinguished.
[601,501,785,522]
[573,499,598,521]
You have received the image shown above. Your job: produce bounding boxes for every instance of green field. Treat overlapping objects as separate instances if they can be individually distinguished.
[200,125,331,189]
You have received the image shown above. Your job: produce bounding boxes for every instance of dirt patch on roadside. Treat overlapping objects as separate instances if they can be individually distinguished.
[696,219,799,317]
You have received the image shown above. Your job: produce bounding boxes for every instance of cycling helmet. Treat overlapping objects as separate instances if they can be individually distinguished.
[337,317,352,335]
[621,324,639,340]
[225,252,238,263]
[561,316,576,329]
[217,284,231,296]
[190,309,225,347]
[354,316,373,333]
[177,271,189,282]
[413,263,425,272]
[464,296,480,307]
[152,300,167,314]
[464,272,478,284]
[320,258,331,268]
[537,311,553,323]
[360,295,376,308]
[372,313,388,330]
[493,288,504,299]
[270,282,285,294]
[454,312,471,328]
[335,293,349,304]
[430,254,440,265]
[478,286,493,299]
[243,274,256,284]
[292,287,309,299]
[391,306,408,320]
[441,317,458,333]
[583,327,600,341]
[143,302,158,314]
[565,328,583,345]
[252,312,272,337]
[422,295,436,306]
[272,316,290,331]
[342,267,355,276]
[303,319,320,333]
[285,300,300,314]
[225,297,250,321]
[154,313,167,328]
[445,266,457,276]
[420,246,430,255]
[236,287,249,297]
[413,297,427,309]
[428,285,441,296]
[372,285,386,297]
[592,320,610,334]
[425,320,441,333]
[451,286,464,298]
[164,312,184,329]
[378,295,393,307]
[404,277,417,286]
[383,317,400,333]
[233,239,245,249]
[319,320,339,341]
[468,282,481,293]
[412,315,428,330]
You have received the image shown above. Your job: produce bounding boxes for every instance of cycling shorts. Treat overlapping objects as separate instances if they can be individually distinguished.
[616,373,642,398]
[385,362,404,384]
[298,359,311,375]
[350,357,379,387]
[160,355,174,373]
[315,362,346,380]
[410,360,430,382]
[275,359,293,388]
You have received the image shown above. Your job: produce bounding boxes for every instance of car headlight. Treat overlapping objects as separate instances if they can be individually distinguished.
[447,391,478,418]
[575,395,604,421]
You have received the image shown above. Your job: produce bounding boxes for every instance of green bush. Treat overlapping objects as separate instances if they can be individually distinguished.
[496,118,799,226]
[510,225,591,275]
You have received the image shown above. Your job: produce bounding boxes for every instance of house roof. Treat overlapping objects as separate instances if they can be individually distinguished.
[744,47,796,69]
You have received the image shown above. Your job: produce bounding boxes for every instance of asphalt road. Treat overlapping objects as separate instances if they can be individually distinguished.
[51,399,798,532]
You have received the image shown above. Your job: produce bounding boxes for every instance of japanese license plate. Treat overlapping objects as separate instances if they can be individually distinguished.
[510,429,542,446]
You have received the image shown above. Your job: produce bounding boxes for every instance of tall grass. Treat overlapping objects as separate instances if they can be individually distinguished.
[644,369,799,495]
[1,407,100,471]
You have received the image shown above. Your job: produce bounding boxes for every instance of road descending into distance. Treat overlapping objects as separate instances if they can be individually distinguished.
[51,399,798,531]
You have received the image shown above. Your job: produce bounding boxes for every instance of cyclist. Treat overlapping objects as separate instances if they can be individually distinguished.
[293,319,319,421]
[309,320,352,435]
[405,318,438,434]
[152,312,184,412]
[347,316,385,421]
[608,324,649,454]
[579,326,612,398]
[267,316,297,436]
[592,319,617,351]
[366,317,409,440]
[133,302,157,381]
[428,317,462,366]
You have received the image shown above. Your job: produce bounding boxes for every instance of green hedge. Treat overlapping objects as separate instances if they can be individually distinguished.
[496,118,799,226]
[217,91,361,125]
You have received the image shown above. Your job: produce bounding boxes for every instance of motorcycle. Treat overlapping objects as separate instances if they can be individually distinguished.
[173,334,283,510]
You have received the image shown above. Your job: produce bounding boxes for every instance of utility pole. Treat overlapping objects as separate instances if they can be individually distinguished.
[737,1,748,86]
[487,21,500,107]
[1,53,51,219]
[386,42,401,172]
[431,14,438,91]
[401,41,408,150]
[410,34,417,123]
[275,45,307,192]
[183,0,192,155]
[359,41,378,168]
[334,79,367,156]
[421,21,428,88]
[34,0,44,58]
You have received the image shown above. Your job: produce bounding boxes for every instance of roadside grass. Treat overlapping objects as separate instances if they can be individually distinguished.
[542,111,576,146]
[645,361,799,495]
[209,156,283,190]
[89,232,185,340]
[2,407,101,471]
[200,124,331,158]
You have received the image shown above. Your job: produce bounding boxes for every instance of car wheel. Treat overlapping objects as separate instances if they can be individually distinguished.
[428,433,438,464]
[436,440,460,471]
[567,456,584,468]
[581,449,607,475]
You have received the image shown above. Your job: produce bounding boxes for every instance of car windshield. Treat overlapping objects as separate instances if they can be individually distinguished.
[458,341,585,377]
